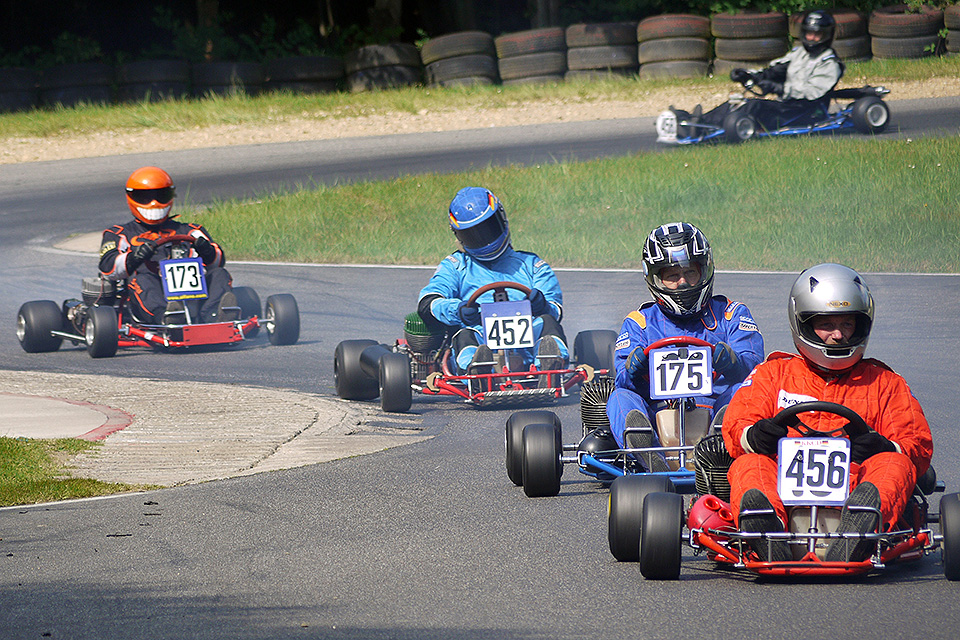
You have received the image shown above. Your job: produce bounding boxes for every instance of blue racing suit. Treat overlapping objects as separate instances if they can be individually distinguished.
[418,247,566,371]
[606,296,764,447]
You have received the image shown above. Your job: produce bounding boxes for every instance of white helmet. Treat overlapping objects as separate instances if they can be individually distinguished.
[788,263,874,371]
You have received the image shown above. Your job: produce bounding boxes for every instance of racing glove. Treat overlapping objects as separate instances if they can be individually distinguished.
[745,418,788,455]
[126,239,158,272]
[625,346,648,387]
[713,341,738,375]
[527,288,549,317]
[758,79,783,96]
[850,431,897,464]
[457,301,481,326]
[193,235,217,263]
[730,68,750,84]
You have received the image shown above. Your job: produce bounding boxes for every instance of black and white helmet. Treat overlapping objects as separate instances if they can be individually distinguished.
[642,222,715,318]
[788,263,874,371]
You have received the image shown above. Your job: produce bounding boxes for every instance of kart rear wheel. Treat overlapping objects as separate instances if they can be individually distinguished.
[379,352,412,413]
[85,305,118,359]
[521,422,563,497]
[233,286,261,338]
[573,329,616,372]
[608,475,675,562]
[640,492,684,580]
[265,294,300,346]
[723,111,757,143]
[16,300,64,353]
[334,339,380,400]
[506,411,561,486]
[851,96,889,134]
[941,492,960,581]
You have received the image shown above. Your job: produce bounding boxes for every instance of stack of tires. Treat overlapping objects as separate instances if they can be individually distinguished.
[40,62,113,107]
[564,22,638,81]
[790,10,871,62]
[265,56,344,94]
[869,4,944,59]
[495,27,567,86]
[118,60,190,102]
[421,31,499,88]
[637,14,711,79]
[191,61,264,97]
[0,67,38,112]
[947,5,960,56]
[711,11,790,77]
[345,43,422,92]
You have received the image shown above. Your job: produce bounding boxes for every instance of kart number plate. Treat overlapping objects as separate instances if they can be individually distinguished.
[778,438,850,507]
[481,300,534,350]
[649,345,713,399]
[160,257,208,301]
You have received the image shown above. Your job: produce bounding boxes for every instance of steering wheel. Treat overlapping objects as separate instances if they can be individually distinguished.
[154,233,196,247]
[644,335,713,356]
[464,281,531,308]
[770,401,870,439]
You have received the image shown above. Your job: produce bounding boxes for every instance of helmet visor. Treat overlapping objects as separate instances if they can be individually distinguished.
[127,186,175,205]
[453,212,506,251]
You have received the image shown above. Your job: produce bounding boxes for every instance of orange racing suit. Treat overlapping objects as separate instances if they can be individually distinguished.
[722,351,933,528]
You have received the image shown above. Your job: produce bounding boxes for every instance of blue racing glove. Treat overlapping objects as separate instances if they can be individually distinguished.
[457,301,481,326]
[625,346,648,386]
[527,288,549,316]
[713,341,738,375]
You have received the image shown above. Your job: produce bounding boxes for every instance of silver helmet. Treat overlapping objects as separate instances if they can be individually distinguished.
[788,263,874,371]
[642,222,715,318]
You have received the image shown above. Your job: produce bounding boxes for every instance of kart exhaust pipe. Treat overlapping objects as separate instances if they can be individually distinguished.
[359,343,394,379]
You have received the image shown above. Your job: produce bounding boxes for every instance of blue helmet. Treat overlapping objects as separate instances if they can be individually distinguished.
[448,187,511,261]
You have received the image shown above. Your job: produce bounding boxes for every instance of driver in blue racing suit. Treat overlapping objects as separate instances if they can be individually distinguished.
[417,187,568,376]
[606,222,764,470]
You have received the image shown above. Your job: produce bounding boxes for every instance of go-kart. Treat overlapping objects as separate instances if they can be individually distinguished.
[622,401,957,581]
[16,234,300,358]
[655,72,891,145]
[333,281,615,413]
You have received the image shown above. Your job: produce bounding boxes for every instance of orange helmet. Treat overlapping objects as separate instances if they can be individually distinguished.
[125,166,176,225]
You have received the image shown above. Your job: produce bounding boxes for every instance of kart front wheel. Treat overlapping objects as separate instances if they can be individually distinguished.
[941,492,960,581]
[851,96,889,134]
[640,492,684,580]
[379,352,412,413]
[506,411,561,486]
[265,294,300,346]
[232,286,261,338]
[17,300,64,353]
[521,422,562,497]
[85,305,118,359]
[723,111,757,143]
[334,339,380,400]
[608,475,675,562]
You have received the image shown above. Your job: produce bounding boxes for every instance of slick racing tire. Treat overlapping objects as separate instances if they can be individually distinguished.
[573,329,616,372]
[506,411,562,486]
[941,492,960,581]
[379,352,412,413]
[608,475,675,562]
[334,339,380,400]
[851,96,890,134]
[521,422,563,497]
[17,300,64,353]
[723,111,757,143]
[640,492,684,580]
[232,286,261,338]
[85,305,118,359]
[265,294,300,346]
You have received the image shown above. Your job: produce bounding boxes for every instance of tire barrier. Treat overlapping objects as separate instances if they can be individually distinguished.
[192,61,264,97]
[0,67,38,112]
[421,31,498,87]
[495,27,567,86]
[869,4,943,59]
[265,55,344,94]
[565,22,638,80]
[118,59,190,102]
[947,5,960,54]
[345,43,422,92]
[789,9,871,62]
[711,11,789,75]
[637,14,711,79]
[40,62,113,107]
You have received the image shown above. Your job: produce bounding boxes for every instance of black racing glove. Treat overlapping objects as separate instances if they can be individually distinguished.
[746,418,788,455]
[850,431,897,464]
[527,288,549,316]
[126,239,157,272]
[193,235,217,263]
[730,68,750,84]
[758,79,783,96]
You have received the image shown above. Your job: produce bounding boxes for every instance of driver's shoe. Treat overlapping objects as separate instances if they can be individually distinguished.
[214,291,240,322]
[467,344,495,395]
[738,489,791,562]
[623,409,670,473]
[163,300,186,325]
[825,481,881,562]
[536,336,566,388]
[655,110,678,144]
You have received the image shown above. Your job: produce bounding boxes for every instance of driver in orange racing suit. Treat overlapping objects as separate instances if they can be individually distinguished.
[98,166,237,324]
[722,263,932,562]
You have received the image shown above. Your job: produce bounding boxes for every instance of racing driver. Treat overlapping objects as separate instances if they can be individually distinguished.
[722,263,933,562]
[99,166,237,324]
[607,222,764,471]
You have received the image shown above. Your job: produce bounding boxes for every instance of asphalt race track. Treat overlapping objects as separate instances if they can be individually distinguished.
[1,102,959,639]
